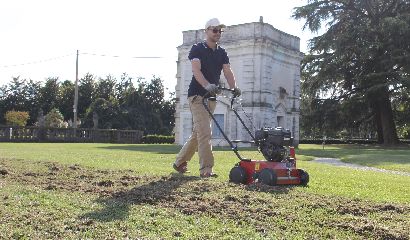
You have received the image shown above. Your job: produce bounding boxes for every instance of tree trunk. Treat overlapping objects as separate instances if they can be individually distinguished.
[371,87,399,145]
[373,108,384,144]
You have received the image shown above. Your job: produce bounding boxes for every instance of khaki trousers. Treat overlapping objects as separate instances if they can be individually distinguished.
[175,95,216,175]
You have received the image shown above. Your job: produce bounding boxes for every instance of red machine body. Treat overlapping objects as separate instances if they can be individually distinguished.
[235,147,308,185]
[239,160,301,185]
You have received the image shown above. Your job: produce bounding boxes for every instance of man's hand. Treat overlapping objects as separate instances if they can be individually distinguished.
[233,87,241,97]
[205,84,220,96]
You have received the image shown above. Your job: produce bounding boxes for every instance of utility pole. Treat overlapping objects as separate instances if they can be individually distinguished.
[73,50,79,129]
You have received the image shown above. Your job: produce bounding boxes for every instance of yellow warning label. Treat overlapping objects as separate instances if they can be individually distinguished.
[255,163,260,171]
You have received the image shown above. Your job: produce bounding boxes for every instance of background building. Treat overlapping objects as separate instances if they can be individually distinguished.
[174,17,303,146]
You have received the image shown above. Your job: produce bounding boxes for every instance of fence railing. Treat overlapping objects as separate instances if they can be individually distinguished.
[0,126,143,144]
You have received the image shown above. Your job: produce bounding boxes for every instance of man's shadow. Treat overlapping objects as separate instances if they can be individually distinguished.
[81,174,200,222]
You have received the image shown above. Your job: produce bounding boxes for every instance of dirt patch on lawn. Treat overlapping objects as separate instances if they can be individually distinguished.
[0,159,159,196]
[1,158,409,239]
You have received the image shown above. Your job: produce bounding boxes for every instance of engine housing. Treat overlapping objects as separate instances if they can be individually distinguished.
[254,127,293,161]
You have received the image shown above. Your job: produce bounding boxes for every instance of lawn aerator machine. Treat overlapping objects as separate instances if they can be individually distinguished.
[203,88,309,186]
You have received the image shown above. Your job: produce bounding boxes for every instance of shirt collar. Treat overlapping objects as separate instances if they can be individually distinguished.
[202,41,219,50]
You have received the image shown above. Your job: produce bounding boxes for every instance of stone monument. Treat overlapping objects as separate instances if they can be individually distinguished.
[174,17,303,146]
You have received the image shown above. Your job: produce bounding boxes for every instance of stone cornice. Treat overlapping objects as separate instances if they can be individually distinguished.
[180,22,302,53]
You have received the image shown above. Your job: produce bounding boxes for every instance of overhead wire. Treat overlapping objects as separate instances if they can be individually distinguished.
[0,51,166,69]
[81,52,163,59]
[0,53,74,68]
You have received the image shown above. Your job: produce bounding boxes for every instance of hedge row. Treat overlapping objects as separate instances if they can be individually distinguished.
[142,135,175,144]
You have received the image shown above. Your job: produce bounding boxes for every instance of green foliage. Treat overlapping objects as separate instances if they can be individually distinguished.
[0,77,41,125]
[78,73,96,119]
[95,75,116,100]
[142,134,175,144]
[39,77,60,114]
[160,92,176,135]
[0,86,4,123]
[0,72,175,134]
[5,110,30,126]
[116,73,134,105]
[44,108,65,128]
[118,75,175,134]
[392,87,410,138]
[301,96,375,139]
[2,77,28,111]
[58,80,75,121]
[293,0,410,144]
[398,125,410,139]
[83,98,121,129]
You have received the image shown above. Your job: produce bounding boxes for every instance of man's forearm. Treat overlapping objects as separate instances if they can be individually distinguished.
[224,70,236,89]
[193,70,210,88]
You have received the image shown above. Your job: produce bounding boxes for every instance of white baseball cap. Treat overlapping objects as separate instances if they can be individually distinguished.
[205,18,226,29]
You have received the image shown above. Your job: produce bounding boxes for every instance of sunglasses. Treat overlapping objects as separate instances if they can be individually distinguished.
[209,28,224,34]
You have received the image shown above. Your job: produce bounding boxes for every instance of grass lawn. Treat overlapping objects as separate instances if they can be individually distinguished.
[297,144,410,172]
[0,143,409,239]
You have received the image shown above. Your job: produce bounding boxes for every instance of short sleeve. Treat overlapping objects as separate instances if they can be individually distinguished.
[222,48,230,64]
[188,44,201,61]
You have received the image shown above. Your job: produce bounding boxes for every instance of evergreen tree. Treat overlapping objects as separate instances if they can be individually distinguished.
[39,77,60,114]
[78,73,96,120]
[58,80,75,121]
[293,0,410,144]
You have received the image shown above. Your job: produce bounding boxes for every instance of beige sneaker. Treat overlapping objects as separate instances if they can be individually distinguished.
[173,162,189,174]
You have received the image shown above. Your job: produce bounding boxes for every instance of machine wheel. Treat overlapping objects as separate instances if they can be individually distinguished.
[229,166,247,184]
[258,168,277,186]
[298,169,309,186]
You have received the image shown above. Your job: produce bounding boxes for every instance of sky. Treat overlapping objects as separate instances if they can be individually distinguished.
[0,0,317,95]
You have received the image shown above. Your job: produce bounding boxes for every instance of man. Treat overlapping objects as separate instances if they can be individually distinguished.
[173,18,241,178]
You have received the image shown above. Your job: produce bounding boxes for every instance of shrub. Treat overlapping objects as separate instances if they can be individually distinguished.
[45,108,65,128]
[142,135,175,144]
[400,125,410,139]
[5,111,30,126]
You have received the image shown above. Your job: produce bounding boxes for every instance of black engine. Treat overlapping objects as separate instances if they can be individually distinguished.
[254,127,293,162]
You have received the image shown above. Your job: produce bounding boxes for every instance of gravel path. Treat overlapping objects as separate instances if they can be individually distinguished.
[313,158,410,177]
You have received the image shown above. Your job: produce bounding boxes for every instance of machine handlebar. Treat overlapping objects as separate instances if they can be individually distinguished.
[203,87,238,108]
[218,87,235,93]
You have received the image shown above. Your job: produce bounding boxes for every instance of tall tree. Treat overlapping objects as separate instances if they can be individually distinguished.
[25,79,42,125]
[83,98,121,129]
[58,80,75,121]
[392,87,410,138]
[0,84,6,124]
[78,73,96,120]
[0,77,41,125]
[95,75,116,100]
[293,0,410,145]
[161,92,176,135]
[144,76,164,108]
[39,77,60,114]
[3,77,28,111]
[116,73,135,105]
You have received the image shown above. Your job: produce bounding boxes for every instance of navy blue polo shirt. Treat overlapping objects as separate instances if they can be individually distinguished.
[187,41,230,97]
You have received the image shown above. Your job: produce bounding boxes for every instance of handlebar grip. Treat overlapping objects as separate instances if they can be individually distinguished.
[218,87,235,93]
[203,86,237,99]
